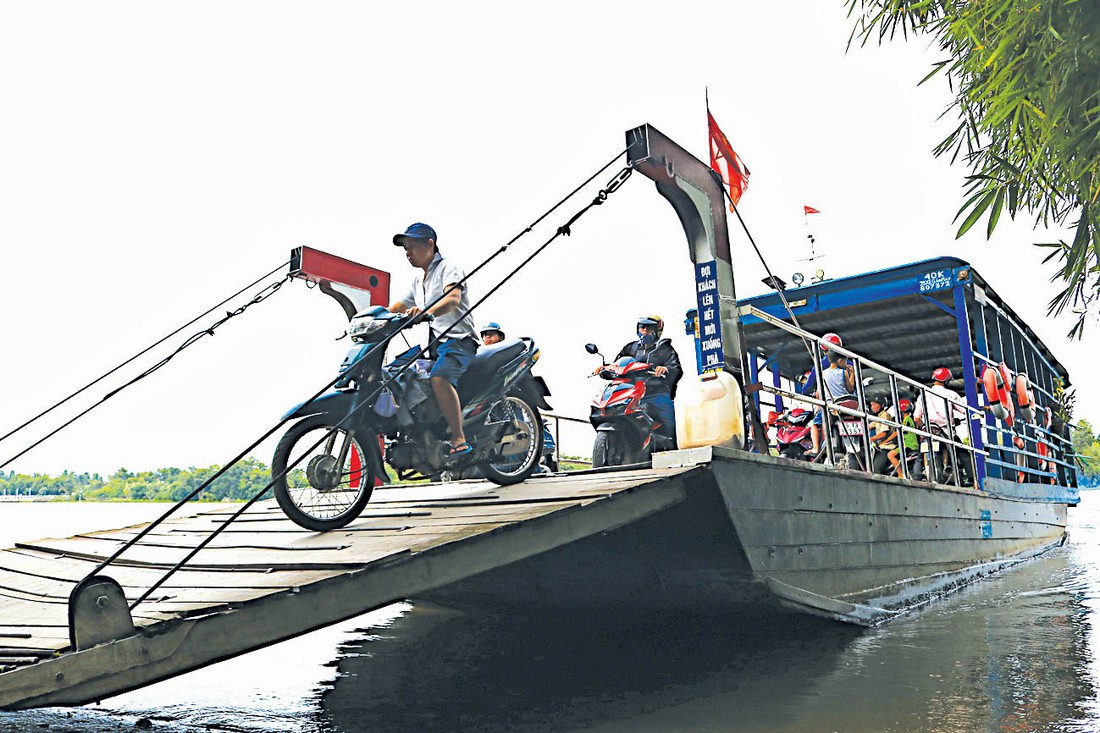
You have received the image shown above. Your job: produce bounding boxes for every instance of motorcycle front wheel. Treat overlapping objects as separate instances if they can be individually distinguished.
[480,396,543,486]
[591,431,627,468]
[272,415,376,531]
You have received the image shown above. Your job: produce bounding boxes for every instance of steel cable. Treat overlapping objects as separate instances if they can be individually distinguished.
[0,272,293,471]
[125,162,635,610]
[74,150,628,598]
[124,163,636,610]
[0,260,289,446]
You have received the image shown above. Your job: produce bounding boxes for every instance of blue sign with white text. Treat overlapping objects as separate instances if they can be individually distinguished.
[917,269,954,294]
[695,260,724,372]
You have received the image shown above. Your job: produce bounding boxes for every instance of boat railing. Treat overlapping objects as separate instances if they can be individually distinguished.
[542,412,592,466]
[969,352,1072,486]
[741,305,986,489]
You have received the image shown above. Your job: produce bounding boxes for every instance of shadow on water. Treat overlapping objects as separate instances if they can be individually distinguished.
[317,542,1099,733]
[317,602,860,733]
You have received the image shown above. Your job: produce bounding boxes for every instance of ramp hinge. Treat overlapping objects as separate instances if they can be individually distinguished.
[68,575,137,651]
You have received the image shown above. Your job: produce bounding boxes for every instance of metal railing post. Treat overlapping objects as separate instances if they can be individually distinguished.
[853,358,873,472]
[942,392,961,487]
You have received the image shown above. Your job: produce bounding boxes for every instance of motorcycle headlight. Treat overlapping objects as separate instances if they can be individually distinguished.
[348,315,387,342]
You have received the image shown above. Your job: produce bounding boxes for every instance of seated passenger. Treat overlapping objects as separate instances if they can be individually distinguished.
[888,399,920,477]
[807,333,842,456]
[480,322,505,347]
[913,367,967,480]
[868,396,897,474]
[813,347,856,456]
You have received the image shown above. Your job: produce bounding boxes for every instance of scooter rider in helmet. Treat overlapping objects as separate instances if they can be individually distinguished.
[613,315,683,449]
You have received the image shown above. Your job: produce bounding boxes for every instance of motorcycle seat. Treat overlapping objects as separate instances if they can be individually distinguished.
[458,338,526,392]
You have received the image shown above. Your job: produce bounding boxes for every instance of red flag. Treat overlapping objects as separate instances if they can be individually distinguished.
[804,205,820,215]
[708,110,750,211]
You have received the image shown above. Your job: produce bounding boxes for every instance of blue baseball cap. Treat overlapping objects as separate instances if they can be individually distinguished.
[393,222,438,246]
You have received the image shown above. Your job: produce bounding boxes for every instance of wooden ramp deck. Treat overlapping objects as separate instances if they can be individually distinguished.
[0,466,700,710]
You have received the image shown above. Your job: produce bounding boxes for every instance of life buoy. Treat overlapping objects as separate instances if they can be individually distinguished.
[1014,373,1035,423]
[982,364,1014,425]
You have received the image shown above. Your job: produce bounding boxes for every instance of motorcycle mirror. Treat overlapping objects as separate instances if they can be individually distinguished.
[584,343,599,355]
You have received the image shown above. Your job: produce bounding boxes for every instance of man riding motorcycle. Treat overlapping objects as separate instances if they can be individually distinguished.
[388,222,479,461]
[613,315,683,449]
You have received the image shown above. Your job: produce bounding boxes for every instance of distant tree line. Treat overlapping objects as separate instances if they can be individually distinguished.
[1073,420,1100,487]
[0,458,278,501]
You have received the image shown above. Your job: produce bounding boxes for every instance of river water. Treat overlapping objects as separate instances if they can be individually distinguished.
[1,495,1099,732]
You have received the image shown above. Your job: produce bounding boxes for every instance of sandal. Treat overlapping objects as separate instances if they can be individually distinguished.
[447,441,474,458]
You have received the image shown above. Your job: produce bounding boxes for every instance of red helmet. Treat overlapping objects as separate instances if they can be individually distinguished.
[820,332,842,352]
[898,399,913,413]
[932,367,952,383]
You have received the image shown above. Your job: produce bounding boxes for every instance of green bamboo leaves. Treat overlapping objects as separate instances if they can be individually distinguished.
[848,0,1100,338]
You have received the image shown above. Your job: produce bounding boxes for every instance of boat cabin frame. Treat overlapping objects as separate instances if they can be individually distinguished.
[736,258,1078,498]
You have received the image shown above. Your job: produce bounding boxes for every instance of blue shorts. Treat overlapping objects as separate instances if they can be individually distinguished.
[430,337,477,387]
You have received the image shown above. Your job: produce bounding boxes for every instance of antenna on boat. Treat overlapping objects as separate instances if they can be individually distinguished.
[800,205,825,281]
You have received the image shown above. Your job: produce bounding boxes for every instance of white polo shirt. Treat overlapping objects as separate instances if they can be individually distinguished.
[914,384,966,428]
[399,253,477,341]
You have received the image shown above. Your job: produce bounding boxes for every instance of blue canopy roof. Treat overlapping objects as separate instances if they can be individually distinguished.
[737,257,1070,390]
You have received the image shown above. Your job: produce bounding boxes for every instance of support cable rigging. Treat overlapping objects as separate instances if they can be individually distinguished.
[13,143,623,472]
[0,271,293,472]
[70,151,629,599]
[0,259,289,449]
[124,163,635,611]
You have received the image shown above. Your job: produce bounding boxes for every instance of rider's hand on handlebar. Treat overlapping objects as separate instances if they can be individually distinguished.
[406,307,434,323]
[653,366,669,377]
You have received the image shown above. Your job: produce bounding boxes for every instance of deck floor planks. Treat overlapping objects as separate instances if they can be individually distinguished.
[0,569,308,608]
[0,467,695,693]
[0,550,340,589]
[11,496,621,568]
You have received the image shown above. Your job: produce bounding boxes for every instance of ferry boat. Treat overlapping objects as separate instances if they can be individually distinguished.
[427,125,1079,625]
[0,123,1081,710]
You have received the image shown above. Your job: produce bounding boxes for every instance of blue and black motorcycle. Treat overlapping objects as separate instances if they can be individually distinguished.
[272,306,551,531]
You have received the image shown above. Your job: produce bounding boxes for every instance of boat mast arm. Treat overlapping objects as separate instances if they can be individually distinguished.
[625,123,745,376]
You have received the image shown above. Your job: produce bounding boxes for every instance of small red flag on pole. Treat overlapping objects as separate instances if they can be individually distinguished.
[804,205,821,215]
[707,108,750,212]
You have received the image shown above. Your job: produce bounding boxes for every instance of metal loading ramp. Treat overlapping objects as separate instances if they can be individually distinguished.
[0,467,698,710]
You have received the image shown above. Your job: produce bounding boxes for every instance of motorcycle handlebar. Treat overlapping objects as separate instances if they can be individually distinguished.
[594,365,663,379]
[402,311,434,328]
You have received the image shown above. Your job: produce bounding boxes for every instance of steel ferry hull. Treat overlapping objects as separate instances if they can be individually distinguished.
[425,447,1070,625]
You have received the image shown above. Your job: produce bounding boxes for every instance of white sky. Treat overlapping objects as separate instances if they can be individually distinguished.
[1,1,1094,477]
